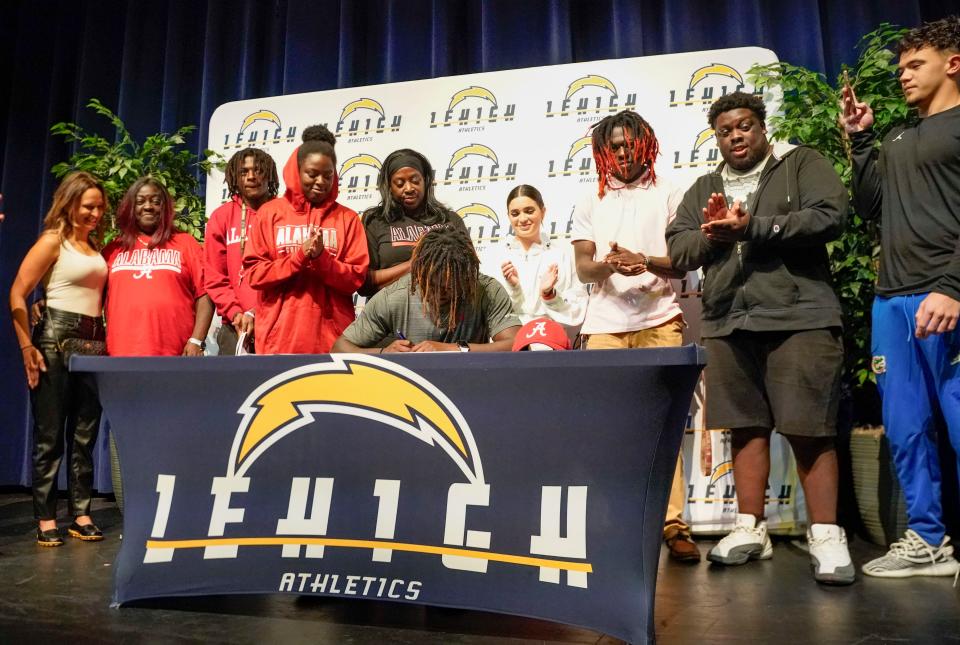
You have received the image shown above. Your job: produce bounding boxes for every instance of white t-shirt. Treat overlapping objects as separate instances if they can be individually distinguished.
[570,174,683,335]
[480,234,588,340]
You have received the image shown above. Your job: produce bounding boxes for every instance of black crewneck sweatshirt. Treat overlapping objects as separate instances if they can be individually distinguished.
[851,104,960,301]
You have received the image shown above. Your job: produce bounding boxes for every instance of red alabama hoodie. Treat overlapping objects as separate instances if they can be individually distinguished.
[243,147,369,354]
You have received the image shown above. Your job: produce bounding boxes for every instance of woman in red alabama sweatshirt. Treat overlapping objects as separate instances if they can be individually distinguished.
[243,126,369,354]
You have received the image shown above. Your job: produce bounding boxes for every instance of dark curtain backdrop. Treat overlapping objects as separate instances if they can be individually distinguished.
[0,0,956,485]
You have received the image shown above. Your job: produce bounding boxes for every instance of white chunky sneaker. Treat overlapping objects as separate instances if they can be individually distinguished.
[707,513,773,565]
[807,524,855,585]
[862,529,960,578]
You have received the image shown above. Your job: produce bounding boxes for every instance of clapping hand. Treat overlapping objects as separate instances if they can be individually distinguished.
[301,233,324,259]
[539,263,559,299]
[501,260,520,287]
[701,197,749,243]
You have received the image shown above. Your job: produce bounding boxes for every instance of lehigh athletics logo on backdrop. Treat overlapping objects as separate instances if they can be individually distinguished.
[667,63,755,108]
[141,356,592,593]
[672,127,719,169]
[224,109,297,150]
[334,98,403,143]
[545,74,637,123]
[439,144,517,190]
[547,136,594,182]
[429,86,516,132]
[338,153,383,203]
[457,203,502,248]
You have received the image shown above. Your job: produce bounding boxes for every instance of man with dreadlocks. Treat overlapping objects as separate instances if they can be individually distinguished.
[204,147,279,354]
[570,109,698,563]
[332,227,520,353]
[667,91,851,584]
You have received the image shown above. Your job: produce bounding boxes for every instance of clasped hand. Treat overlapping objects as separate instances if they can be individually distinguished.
[301,233,325,259]
[603,241,647,276]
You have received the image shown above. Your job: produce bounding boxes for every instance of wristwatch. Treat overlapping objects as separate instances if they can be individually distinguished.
[457,341,470,353]
[188,337,206,350]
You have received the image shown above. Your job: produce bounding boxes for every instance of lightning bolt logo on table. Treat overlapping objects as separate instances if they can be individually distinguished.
[228,355,483,483]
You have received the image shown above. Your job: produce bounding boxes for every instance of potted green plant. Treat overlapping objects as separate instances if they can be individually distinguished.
[748,24,912,544]
[50,98,222,242]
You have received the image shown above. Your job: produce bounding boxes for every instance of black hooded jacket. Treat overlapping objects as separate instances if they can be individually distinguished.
[666,146,847,337]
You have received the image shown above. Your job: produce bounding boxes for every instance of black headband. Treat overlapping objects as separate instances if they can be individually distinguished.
[386,153,426,179]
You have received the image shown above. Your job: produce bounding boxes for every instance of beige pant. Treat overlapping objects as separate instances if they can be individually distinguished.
[587,315,690,538]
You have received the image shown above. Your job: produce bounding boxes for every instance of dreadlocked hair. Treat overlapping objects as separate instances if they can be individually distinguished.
[590,110,659,199]
[410,227,479,332]
[224,148,280,199]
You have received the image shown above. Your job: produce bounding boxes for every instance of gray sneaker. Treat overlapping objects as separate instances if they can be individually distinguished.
[862,529,960,578]
[707,513,773,565]
[807,523,855,585]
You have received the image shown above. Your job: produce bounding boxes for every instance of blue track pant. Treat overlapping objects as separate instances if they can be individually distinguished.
[872,294,960,545]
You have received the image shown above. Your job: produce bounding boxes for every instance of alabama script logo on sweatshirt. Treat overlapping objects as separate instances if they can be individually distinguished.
[275,225,339,256]
[110,248,183,280]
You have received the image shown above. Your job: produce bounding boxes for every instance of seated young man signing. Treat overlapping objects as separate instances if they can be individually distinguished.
[332,228,521,353]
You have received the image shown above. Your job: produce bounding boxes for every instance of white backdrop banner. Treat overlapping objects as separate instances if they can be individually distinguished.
[206,46,806,535]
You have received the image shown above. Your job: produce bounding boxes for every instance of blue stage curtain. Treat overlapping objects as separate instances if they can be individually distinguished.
[0,0,954,485]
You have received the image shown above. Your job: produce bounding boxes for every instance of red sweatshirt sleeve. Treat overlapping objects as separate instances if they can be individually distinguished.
[243,208,309,290]
[204,205,243,320]
[309,210,369,295]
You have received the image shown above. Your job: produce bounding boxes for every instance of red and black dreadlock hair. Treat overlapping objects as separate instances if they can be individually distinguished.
[410,227,480,332]
[590,110,659,199]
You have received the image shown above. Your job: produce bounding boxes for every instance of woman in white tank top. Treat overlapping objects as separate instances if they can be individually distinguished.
[9,171,108,546]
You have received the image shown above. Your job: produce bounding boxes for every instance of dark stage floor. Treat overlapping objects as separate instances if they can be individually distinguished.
[1,492,958,644]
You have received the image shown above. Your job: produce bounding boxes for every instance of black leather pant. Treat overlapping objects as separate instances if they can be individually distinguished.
[30,308,105,520]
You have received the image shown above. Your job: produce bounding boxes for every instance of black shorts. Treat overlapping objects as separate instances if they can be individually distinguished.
[704,328,843,437]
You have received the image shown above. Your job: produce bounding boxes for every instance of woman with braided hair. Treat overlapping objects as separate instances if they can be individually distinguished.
[332,227,520,353]
[243,125,369,354]
[570,109,700,562]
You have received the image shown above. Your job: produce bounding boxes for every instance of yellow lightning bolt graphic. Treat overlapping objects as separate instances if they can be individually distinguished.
[340,154,383,176]
[710,461,734,485]
[694,128,716,150]
[688,64,744,89]
[231,358,479,482]
[564,74,617,100]
[567,136,593,159]
[449,143,499,168]
[240,110,282,132]
[456,203,499,226]
[339,98,386,122]
[448,86,498,110]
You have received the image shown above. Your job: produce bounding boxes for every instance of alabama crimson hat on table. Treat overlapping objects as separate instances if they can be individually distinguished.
[511,317,571,351]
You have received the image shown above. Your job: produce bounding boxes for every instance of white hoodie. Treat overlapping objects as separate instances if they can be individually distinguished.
[480,231,587,341]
